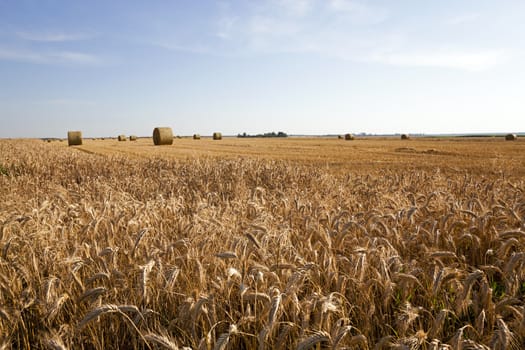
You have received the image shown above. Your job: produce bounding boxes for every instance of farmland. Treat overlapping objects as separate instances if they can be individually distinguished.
[57,136,525,175]
[1,137,524,349]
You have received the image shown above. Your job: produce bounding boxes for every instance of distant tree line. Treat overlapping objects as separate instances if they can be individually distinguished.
[237,131,288,138]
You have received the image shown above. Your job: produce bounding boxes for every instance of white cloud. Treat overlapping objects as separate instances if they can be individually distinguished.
[153,42,212,55]
[0,29,100,64]
[445,13,481,25]
[370,49,509,71]
[152,1,510,72]
[0,48,101,65]
[273,0,314,17]
[206,0,389,55]
[248,15,301,36]
[328,0,389,23]
[53,51,100,64]
[41,98,96,106]
[16,31,94,42]
[215,16,237,39]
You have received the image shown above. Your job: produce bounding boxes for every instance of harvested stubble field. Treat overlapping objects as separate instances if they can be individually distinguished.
[0,137,524,349]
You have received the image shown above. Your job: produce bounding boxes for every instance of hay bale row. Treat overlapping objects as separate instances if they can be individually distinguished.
[67,131,82,146]
[73,130,519,147]
[153,127,173,145]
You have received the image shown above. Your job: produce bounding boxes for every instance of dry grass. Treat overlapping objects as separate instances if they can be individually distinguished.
[0,138,524,349]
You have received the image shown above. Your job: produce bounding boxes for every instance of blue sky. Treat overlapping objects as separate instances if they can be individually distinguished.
[1,0,524,137]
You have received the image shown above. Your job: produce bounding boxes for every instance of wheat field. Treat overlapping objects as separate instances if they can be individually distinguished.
[0,137,524,349]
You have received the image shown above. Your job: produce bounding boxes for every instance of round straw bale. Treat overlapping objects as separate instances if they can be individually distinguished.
[153,127,173,145]
[401,134,410,140]
[67,131,82,146]
[505,133,517,141]
[193,134,201,140]
[338,135,343,139]
[213,132,222,140]
[344,133,354,140]
[118,135,127,141]
[129,135,138,141]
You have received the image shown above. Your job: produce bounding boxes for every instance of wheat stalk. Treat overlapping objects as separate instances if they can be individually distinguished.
[296,331,330,350]
[144,332,179,350]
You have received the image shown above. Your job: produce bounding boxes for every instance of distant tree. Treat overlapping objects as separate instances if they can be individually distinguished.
[238,131,287,138]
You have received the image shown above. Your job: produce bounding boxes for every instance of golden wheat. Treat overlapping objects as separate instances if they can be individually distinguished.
[0,138,524,349]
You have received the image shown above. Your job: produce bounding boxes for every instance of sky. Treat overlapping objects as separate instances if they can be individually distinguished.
[1,0,524,138]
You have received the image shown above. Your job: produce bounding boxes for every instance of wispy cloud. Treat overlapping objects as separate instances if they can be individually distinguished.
[150,1,510,72]
[273,0,314,17]
[206,0,389,54]
[0,48,101,65]
[16,31,94,42]
[328,0,389,23]
[248,15,301,36]
[41,98,97,106]
[0,28,100,65]
[153,42,212,55]
[214,16,238,39]
[54,51,100,64]
[445,13,481,25]
[370,49,509,71]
